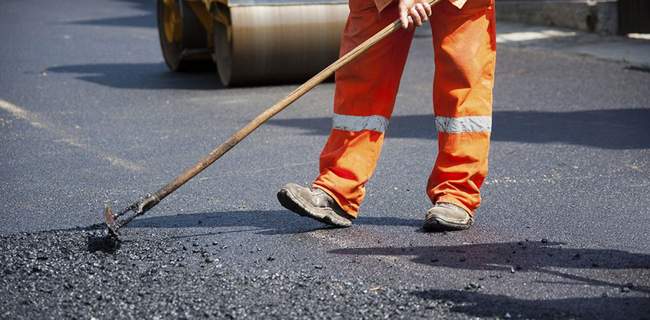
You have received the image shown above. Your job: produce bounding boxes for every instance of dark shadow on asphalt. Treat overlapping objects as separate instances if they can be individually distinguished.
[46,63,223,90]
[46,62,333,88]
[69,14,155,28]
[331,242,650,291]
[267,109,650,149]
[66,0,155,29]
[331,242,650,318]
[412,289,649,320]
[128,210,421,235]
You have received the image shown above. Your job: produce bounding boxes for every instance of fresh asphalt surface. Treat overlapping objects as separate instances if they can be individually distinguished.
[1,0,649,319]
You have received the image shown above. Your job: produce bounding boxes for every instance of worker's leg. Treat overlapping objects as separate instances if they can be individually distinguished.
[313,0,415,217]
[427,0,497,215]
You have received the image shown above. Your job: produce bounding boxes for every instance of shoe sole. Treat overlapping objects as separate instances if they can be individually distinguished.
[277,188,351,228]
[423,217,473,232]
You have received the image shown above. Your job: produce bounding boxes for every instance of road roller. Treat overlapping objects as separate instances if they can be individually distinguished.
[157,0,349,86]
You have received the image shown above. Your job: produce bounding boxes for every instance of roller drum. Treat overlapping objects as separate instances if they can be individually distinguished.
[214,4,348,86]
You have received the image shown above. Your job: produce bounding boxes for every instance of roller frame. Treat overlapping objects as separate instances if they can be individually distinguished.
[157,0,213,71]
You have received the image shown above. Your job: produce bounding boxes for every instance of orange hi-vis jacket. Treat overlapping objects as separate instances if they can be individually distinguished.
[313,0,496,217]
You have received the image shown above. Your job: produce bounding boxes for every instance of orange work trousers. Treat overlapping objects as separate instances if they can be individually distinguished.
[313,0,496,217]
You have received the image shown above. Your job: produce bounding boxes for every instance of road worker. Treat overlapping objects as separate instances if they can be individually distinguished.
[278,0,496,231]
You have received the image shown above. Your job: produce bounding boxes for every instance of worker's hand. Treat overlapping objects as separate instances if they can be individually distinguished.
[398,0,432,29]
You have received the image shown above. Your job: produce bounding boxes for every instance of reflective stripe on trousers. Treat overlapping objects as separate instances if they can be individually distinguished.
[435,116,492,133]
[331,114,492,134]
[313,0,496,216]
[333,114,389,133]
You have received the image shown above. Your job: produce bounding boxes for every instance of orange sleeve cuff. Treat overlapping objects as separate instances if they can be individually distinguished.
[449,0,467,9]
[374,0,392,12]
[374,0,466,13]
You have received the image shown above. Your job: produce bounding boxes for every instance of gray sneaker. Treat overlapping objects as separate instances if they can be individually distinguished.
[423,202,474,231]
[277,183,353,227]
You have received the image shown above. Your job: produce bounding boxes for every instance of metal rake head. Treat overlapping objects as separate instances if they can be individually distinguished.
[102,194,160,239]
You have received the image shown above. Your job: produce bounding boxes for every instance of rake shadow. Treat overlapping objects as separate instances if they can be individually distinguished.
[127,210,422,236]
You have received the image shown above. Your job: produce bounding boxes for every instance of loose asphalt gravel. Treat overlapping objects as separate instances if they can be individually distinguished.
[1,227,648,319]
[0,229,508,320]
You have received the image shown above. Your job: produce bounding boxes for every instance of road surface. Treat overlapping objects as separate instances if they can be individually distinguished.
[1,0,648,319]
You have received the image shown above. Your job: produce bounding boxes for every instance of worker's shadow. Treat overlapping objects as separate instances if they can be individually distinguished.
[330,242,650,319]
[129,209,421,236]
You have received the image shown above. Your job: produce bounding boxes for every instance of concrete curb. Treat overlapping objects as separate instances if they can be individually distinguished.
[496,21,650,69]
[496,0,618,35]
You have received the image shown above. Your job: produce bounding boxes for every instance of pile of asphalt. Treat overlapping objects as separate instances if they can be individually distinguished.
[0,229,462,319]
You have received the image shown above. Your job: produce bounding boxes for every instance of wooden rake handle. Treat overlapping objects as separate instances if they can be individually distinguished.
[113,0,444,230]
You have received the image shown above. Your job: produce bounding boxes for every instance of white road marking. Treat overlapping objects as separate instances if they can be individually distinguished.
[0,99,46,128]
[628,33,650,41]
[496,30,576,43]
[0,99,144,172]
